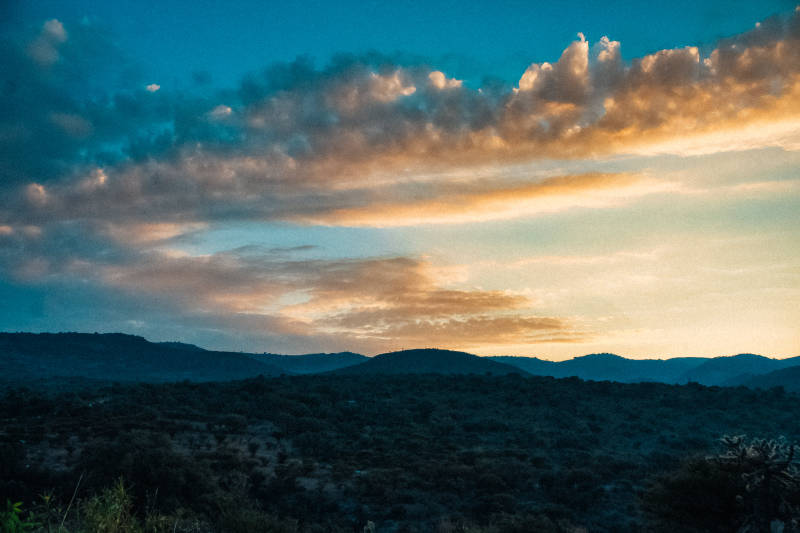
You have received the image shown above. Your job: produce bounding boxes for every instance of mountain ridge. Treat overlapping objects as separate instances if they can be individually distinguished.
[2,332,797,387]
[491,352,800,386]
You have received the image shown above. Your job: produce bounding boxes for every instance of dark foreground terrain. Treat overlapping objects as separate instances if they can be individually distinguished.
[2,375,799,532]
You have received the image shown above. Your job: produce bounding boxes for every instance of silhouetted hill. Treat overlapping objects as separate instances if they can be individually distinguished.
[493,353,707,383]
[251,352,367,374]
[333,348,526,375]
[156,341,206,351]
[492,353,800,385]
[0,332,284,383]
[680,354,800,386]
[726,365,800,392]
[3,332,795,386]
[490,355,559,375]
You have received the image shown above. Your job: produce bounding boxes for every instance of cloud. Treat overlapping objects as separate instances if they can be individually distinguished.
[102,222,208,245]
[208,104,232,119]
[517,33,589,103]
[4,10,800,234]
[428,70,462,89]
[24,183,49,207]
[28,19,67,66]
[0,227,578,352]
[3,10,800,353]
[114,251,579,350]
[308,172,677,226]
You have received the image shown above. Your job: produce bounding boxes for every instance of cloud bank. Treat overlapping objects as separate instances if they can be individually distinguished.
[3,10,800,230]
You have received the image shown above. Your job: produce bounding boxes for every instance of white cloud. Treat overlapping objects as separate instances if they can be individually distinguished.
[43,19,67,42]
[428,71,462,89]
[209,104,233,119]
[28,19,68,66]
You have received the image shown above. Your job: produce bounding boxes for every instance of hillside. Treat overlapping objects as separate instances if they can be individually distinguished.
[3,374,800,532]
[680,353,800,386]
[492,353,707,383]
[252,351,367,374]
[0,332,284,383]
[730,365,800,392]
[493,353,800,385]
[334,348,526,375]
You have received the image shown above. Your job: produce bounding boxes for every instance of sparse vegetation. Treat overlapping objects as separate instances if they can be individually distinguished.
[2,375,798,532]
[1,500,38,533]
[643,435,800,532]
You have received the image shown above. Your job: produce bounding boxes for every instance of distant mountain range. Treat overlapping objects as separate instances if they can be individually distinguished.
[1,332,798,390]
[491,352,800,387]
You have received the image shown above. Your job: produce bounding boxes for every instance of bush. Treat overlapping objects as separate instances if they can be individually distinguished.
[81,479,141,533]
[0,500,37,533]
[643,435,800,533]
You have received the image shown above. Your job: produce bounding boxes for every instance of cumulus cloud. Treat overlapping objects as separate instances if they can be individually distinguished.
[428,70,462,89]
[4,10,800,232]
[517,33,589,103]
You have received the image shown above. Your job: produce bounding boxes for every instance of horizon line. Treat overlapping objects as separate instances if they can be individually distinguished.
[2,330,798,362]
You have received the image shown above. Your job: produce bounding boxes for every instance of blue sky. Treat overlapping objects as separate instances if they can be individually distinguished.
[1,1,799,358]
[6,0,796,86]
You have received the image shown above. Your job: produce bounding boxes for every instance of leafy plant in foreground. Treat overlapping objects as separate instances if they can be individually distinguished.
[0,500,38,533]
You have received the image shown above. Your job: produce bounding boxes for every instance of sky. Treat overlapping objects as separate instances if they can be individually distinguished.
[1,1,799,359]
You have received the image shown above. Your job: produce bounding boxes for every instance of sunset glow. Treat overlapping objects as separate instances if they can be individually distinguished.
[1,1,798,358]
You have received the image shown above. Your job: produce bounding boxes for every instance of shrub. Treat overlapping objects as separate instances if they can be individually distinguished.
[643,435,800,533]
[81,479,141,533]
[0,500,37,533]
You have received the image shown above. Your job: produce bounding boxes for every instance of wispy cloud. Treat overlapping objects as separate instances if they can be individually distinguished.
[293,172,675,227]
[0,227,579,352]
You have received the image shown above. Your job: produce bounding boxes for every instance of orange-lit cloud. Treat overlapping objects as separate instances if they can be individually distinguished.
[5,9,800,233]
[2,10,800,356]
[295,172,674,227]
[74,250,579,352]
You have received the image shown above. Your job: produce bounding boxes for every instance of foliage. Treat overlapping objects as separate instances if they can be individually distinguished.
[2,375,800,531]
[643,435,800,533]
[81,479,139,533]
[0,501,37,533]
[716,435,800,532]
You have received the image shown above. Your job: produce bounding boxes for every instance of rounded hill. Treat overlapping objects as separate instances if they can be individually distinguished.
[332,348,527,375]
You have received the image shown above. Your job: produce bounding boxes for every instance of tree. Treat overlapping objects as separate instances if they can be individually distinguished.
[643,435,800,533]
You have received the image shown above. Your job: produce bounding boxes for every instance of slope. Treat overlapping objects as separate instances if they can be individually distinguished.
[333,348,527,375]
[0,332,284,383]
